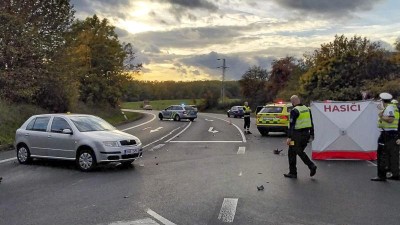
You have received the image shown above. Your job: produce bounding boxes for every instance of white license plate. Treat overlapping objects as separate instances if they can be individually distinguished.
[263,117,273,121]
[124,149,139,155]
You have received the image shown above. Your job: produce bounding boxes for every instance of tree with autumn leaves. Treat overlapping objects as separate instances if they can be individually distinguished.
[240,35,400,105]
[0,1,141,111]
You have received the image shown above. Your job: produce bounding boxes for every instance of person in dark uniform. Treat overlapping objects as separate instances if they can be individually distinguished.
[371,93,399,181]
[284,95,317,179]
[243,102,252,134]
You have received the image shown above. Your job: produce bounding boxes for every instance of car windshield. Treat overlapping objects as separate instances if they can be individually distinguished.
[261,106,283,113]
[70,116,116,132]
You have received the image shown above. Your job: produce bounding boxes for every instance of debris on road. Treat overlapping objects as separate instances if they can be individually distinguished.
[257,185,264,191]
[156,163,159,165]
[273,149,283,155]
[124,196,129,198]
[258,172,263,174]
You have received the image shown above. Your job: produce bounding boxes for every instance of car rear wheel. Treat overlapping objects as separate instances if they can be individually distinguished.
[159,113,163,120]
[174,115,181,121]
[227,113,230,118]
[76,149,97,172]
[17,145,32,164]
[189,118,195,122]
[261,130,269,136]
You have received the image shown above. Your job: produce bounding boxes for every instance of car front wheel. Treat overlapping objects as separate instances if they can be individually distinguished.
[17,145,32,164]
[174,115,181,121]
[159,113,163,120]
[76,149,97,171]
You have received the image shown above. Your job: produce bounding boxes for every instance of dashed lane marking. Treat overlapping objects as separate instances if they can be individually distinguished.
[108,218,160,225]
[218,198,238,223]
[237,146,246,154]
[146,208,177,225]
[165,122,192,143]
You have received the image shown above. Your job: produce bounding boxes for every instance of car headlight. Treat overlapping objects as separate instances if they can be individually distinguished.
[103,141,119,147]
[135,138,142,145]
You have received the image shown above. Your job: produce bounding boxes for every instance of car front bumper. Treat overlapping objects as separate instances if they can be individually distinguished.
[97,144,143,163]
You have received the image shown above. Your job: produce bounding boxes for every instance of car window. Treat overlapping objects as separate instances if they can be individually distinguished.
[231,107,236,110]
[287,106,293,113]
[184,106,194,111]
[32,117,50,132]
[70,116,116,132]
[26,118,36,130]
[238,107,244,111]
[173,106,183,110]
[260,107,283,113]
[51,117,72,133]
[166,106,173,110]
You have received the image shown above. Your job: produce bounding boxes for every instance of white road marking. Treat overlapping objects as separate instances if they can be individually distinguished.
[149,144,165,152]
[208,127,219,134]
[165,122,192,143]
[150,127,163,133]
[218,198,238,223]
[121,110,157,131]
[0,157,16,164]
[367,161,377,166]
[146,208,177,225]
[108,218,160,225]
[169,141,242,143]
[204,115,246,143]
[142,127,152,131]
[143,127,182,149]
[237,146,246,154]
[205,118,214,122]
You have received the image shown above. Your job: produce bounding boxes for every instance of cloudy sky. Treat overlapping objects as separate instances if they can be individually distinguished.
[71,0,400,81]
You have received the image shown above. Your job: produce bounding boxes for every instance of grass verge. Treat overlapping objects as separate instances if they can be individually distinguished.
[122,99,202,110]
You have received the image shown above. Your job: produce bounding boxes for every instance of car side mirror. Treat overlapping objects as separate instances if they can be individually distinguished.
[62,129,73,135]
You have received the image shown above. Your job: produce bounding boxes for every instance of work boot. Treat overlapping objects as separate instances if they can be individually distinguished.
[371,177,387,182]
[283,173,297,179]
[310,166,317,177]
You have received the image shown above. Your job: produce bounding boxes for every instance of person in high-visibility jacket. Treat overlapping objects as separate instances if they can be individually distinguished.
[243,102,252,134]
[284,95,317,179]
[371,93,400,181]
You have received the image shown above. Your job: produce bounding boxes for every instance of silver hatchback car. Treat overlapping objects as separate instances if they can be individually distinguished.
[15,114,143,171]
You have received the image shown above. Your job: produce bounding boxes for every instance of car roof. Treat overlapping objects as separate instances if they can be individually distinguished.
[32,113,94,117]
[264,103,292,107]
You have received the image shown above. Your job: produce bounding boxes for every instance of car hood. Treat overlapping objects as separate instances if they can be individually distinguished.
[81,130,139,141]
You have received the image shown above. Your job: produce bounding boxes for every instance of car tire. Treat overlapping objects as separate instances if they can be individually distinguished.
[76,149,97,172]
[189,118,195,122]
[227,113,230,118]
[174,115,181,121]
[17,144,32,164]
[261,130,269,136]
[159,113,163,120]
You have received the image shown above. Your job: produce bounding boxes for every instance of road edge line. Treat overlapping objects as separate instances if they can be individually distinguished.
[143,127,182,149]
[0,157,16,164]
[121,110,157,131]
[204,115,246,143]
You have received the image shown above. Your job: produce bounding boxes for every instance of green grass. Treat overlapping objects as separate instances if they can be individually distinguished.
[122,99,203,110]
[0,100,143,151]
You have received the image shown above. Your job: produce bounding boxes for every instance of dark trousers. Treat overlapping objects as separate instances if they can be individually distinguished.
[377,132,399,178]
[244,116,250,129]
[288,130,315,175]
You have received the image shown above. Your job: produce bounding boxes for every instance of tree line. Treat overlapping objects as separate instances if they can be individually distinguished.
[0,0,141,112]
[239,35,400,108]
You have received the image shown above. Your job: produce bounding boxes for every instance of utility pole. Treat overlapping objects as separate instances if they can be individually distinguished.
[217,58,228,105]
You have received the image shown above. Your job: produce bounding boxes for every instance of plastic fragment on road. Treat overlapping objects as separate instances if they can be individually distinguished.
[257,185,264,191]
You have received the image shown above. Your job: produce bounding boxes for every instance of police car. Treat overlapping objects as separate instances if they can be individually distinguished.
[159,105,197,121]
[256,102,292,136]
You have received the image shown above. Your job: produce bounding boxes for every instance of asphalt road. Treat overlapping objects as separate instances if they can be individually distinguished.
[1,110,400,225]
